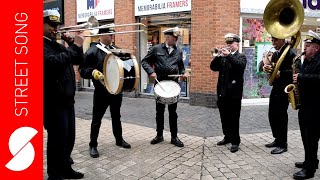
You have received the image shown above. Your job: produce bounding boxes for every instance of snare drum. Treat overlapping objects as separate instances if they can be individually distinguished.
[103,50,139,94]
[154,80,181,104]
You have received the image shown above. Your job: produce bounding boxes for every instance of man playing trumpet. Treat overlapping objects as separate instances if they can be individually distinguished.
[210,33,247,153]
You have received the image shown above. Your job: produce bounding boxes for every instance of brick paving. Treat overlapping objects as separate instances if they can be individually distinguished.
[43,92,320,179]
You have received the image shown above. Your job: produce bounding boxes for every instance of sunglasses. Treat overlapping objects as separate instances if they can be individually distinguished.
[47,22,59,28]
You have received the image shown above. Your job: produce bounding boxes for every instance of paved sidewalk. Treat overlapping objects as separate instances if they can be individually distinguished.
[44,118,320,179]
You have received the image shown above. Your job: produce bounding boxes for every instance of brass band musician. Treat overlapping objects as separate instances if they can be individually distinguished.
[293,30,320,180]
[43,9,84,179]
[210,33,247,153]
[263,37,296,154]
[79,25,131,159]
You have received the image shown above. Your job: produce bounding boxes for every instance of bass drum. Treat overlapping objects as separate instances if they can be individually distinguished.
[103,50,139,94]
[154,80,181,104]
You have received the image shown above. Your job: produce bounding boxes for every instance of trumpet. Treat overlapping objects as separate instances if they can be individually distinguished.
[211,46,231,57]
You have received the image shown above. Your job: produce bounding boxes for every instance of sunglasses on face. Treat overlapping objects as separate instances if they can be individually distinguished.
[47,22,59,28]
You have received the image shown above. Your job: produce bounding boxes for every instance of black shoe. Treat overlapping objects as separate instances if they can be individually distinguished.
[171,137,184,147]
[62,169,84,179]
[116,140,131,149]
[69,157,74,164]
[271,147,287,154]
[230,144,239,153]
[293,169,315,179]
[217,138,230,146]
[89,147,99,158]
[150,136,164,144]
[47,176,63,180]
[265,141,278,148]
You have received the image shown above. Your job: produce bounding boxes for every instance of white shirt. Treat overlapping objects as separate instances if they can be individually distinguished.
[166,44,174,54]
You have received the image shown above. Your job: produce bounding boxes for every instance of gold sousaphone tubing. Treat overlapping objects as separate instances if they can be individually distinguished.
[263,0,304,85]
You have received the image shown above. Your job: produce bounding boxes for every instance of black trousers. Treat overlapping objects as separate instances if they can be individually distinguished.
[155,102,178,138]
[46,106,75,177]
[89,91,123,147]
[299,107,320,170]
[217,96,241,145]
[268,88,289,147]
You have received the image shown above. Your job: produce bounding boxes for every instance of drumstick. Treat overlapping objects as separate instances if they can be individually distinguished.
[168,74,182,77]
[168,74,191,77]
[155,78,166,92]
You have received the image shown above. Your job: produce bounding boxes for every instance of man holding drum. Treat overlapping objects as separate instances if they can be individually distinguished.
[141,27,187,147]
[79,25,131,159]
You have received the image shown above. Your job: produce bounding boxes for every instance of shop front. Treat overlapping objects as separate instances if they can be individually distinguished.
[135,0,192,98]
[76,0,115,89]
[240,0,320,102]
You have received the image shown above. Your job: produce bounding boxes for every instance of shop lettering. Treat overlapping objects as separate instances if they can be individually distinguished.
[137,3,166,12]
[167,0,188,8]
[78,9,113,19]
[303,0,320,10]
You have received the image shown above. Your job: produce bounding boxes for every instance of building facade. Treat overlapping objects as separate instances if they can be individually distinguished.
[44,0,320,108]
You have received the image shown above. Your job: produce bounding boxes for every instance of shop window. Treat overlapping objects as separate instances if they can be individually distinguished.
[242,18,273,99]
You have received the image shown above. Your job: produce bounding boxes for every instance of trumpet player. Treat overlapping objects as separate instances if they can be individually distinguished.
[293,30,320,180]
[43,9,84,179]
[210,33,247,153]
[263,36,296,154]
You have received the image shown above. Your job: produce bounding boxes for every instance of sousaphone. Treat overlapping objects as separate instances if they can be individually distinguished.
[263,0,304,85]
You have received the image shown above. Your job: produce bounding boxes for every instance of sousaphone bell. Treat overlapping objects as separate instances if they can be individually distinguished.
[263,0,304,85]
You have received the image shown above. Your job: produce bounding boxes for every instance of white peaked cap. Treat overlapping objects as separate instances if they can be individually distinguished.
[162,27,180,37]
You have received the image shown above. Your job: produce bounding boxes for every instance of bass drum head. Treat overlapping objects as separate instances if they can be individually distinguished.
[104,54,123,94]
[154,81,181,98]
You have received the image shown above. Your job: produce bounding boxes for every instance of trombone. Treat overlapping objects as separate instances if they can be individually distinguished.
[55,15,146,39]
[58,16,99,34]
[84,23,147,37]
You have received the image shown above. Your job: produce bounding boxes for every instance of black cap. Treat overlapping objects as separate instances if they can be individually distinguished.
[98,23,116,34]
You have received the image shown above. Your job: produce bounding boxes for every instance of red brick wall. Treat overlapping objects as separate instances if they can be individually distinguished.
[114,0,137,56]
[190,0,240,94]
[64,0,77,27]
[64,0,80,87]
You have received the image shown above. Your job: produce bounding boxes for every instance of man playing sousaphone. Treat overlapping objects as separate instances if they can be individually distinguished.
[263,37,296,154]
[79,24,131,159]
[141,27,187,147]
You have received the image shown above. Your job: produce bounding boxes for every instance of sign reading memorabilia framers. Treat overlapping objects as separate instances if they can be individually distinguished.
[76,0,115,23]
[135,0,191,16]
